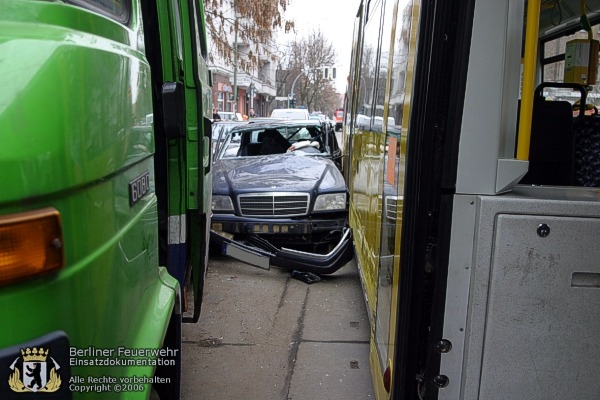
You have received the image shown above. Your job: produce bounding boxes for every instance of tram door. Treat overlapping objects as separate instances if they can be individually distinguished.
[371,0,407,392]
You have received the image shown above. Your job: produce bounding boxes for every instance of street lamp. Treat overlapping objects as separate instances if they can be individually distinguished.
[288,70,305,108]
[249,82,255,109]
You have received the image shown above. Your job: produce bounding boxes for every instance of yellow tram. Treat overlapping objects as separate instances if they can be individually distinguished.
[344,0,600,398]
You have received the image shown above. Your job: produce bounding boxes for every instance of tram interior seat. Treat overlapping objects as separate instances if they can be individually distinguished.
[520,83,586,186]
[574,113,600,186]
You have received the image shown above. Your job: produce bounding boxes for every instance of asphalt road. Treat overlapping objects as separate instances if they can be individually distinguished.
[180,254,375,399]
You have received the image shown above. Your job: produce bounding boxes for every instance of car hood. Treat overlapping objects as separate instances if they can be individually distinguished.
[213,154,345,193]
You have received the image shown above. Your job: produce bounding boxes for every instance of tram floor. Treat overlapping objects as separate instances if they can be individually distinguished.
[181,254,375,400]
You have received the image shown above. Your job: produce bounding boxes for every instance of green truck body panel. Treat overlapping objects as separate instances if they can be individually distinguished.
[0,0,210,397]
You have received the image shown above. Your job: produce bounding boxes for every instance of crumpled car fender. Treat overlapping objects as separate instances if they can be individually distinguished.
[210,228,354,275]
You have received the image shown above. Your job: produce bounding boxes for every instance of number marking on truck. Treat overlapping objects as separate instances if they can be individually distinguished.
[129,171,151,206]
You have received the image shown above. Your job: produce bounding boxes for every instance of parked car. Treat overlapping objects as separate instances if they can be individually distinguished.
[309,114,337,138]
[333,108,344,131]
[324,116,335,131]
[210,120,352,274]
[215,111,244,121]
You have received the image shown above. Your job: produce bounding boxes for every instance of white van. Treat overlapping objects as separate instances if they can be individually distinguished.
[270,108,310,120]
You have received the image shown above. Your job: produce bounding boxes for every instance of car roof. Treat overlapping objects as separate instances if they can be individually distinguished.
[247,117,284,124]
[270,109,310,117]
[228,120,321,131]
[213,120,248,127]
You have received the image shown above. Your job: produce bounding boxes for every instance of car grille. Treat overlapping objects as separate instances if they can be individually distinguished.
[238,193,310,217]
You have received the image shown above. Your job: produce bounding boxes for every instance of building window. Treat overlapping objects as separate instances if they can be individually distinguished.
[217,92,224,112]
[228,93,235,112]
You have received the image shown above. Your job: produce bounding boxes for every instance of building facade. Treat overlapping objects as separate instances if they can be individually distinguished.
[207,6,278,118]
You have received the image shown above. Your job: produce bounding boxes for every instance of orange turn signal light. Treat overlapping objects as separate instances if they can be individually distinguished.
[0,207,64,286]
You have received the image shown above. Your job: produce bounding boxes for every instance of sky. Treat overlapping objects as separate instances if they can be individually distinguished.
[276,0,360,93]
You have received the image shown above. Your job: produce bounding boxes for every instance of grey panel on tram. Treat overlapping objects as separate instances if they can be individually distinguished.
[440,186,600,399]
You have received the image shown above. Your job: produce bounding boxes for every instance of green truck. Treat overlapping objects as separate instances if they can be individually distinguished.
[0,1,212,398]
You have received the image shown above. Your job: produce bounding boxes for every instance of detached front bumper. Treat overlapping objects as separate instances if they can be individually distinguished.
[210,227,354,275]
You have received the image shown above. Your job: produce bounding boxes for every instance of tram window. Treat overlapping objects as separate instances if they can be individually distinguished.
[359,45,377,120]
[347,10,362,129]
[541,24,600,108]
[361,0,384,122]
[67,0,130,24]
[543,61,565,84]
[372,0,395,131]
[543,24,600,60]
[384,2,412,131]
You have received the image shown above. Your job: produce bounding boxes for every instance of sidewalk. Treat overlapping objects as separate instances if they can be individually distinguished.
[181,256,375,399]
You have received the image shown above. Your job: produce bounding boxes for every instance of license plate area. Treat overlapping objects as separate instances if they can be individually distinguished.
[224,242,270,270]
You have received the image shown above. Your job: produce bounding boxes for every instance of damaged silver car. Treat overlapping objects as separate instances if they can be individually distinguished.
[210,120,353,274]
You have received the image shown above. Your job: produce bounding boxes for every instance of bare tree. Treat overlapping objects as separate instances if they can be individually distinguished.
[314,84,341,113]
[278,30,339,112]
[272,59,296,109]
[204,0,293,71]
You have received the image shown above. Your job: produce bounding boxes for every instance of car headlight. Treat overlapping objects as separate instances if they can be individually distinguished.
[212,195,234,211]
[314,193,347,211]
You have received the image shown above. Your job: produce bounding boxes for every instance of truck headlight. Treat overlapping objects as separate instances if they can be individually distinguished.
[212,195,234,211]
[314,193,346,211]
